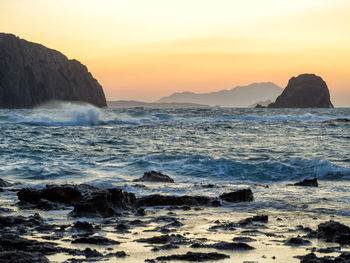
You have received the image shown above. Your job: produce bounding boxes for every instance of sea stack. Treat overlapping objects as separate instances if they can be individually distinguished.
[267,74,333,108]
[0,33,106,108]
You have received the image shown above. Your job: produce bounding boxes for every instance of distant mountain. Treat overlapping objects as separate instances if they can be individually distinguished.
[107,100,210,109]
[157,82,282,107]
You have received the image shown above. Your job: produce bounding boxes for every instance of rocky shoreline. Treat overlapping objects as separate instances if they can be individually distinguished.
[0,174,349,262]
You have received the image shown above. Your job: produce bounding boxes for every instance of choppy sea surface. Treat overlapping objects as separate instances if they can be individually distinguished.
[0,102,349,218]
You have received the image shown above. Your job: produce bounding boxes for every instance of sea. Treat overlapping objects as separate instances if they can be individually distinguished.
[0,102,349,220]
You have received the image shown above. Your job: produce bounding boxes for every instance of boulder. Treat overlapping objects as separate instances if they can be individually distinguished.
[317,221,350,245]
[219,189,254,202]
[17,184,137,217]
[133,171,174,183]
[268,74,333,108]
[294,178,318,187]
[0,33,106,108]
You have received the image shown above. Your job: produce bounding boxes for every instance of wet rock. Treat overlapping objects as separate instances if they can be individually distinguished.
[232,237,257,242]
[151,244,179,252]
[72,236,120,245]
[296,252,350,263]
[219,189,254,202]
[285,237,311,246]
[153,252,230,262]
[317,221,350,245]
[17,184,98,205]
[238,215,268,226]
[0,179,12,187]
[137,195,211,207]
[136,234,189,245]
[0,251,49,263]
[71,188,136,218]
[133,171,174,183]
[83,248,102,258]
[113,251,127,258]
[192,241,255,250]
[209,221,237,232]
[72,221,94,232]
[18,184,137,217]
[294,178,318,187]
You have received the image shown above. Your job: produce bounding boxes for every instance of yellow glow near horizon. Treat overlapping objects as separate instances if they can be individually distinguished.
[1,0,350,106]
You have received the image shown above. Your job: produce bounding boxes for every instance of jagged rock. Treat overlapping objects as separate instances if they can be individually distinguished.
[72,236,120,245]
[296,252,350,263]
[219,189,254,202]
[17,184,137,217]
[0,33,106,108]
[285,237,311,246]
[83,248,103,258]
[294,178,319,187]
[136,234,189,245]
[137,195,211,207]
[152,252,230,262]
[133,171,174,183]
[71,188,137,218]
[0,251,49,263]
[238,215,268,226]
[191,241,255,250]
[268,74,333,108]
[317,221,350,245]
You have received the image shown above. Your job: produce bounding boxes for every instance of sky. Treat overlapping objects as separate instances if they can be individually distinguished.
[1,0,350,106]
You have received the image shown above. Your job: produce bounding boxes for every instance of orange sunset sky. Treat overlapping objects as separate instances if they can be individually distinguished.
[1,0,350,106]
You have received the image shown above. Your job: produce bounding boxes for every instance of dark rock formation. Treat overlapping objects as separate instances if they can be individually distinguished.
[238,215,268,226]
[133,171,174,183]
[0,33,106,108]
[137,194,211,207]
[285,237,311,246]
[294,178,319,187]
[219,189,254,202]
[296,252,350,263]
[191,241,255,250]
[151,252,230,262]
[72,236,120,245]
[268,74,333,108]
[317,221,350,245]
[17,184,137,217]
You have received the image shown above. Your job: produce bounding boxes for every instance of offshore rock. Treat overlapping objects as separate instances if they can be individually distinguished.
[219,189,254,202]
[133,171,174,183]
[0,33,106,108]
[294,178,319,187]
[268,74,333,108]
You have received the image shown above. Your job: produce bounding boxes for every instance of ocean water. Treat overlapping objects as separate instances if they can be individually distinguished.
[0,102,349,218]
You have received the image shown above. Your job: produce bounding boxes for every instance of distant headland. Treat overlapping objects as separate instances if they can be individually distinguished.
[0,33,106,108]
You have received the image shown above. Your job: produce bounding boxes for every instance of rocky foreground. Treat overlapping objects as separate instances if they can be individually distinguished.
[0,174,349,262]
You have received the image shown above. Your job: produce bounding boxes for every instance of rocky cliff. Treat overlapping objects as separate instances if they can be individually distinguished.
[0,33,106,108]
[268,74,333,108]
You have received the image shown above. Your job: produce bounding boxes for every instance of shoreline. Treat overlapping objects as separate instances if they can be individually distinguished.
[1,177,350,262]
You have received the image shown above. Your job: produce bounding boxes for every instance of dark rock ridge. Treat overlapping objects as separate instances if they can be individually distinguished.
[0,33,106,108]
[267,74,333,108]
[317,221,350,245]
[17,184,137,217]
